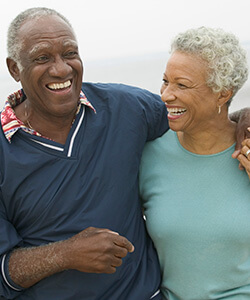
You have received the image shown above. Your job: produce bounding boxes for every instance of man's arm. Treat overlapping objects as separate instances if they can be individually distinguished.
[230,107,250,151]
[8,227,134,289]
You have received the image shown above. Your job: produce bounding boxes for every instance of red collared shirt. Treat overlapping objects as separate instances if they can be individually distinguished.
[1,89,96,143]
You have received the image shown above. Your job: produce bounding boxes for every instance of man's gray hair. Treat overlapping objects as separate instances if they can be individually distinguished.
[7,7,76,70]
[170,27,248,104]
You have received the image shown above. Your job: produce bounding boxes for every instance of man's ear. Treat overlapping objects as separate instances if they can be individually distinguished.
[6,58,21,82]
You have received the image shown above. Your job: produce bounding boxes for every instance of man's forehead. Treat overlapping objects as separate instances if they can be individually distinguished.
[19,15,74,38]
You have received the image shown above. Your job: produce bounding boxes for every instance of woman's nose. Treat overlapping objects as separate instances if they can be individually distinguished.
[161,85,176,102]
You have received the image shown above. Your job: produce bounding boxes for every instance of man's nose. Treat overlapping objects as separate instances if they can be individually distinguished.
[48,56,72,77]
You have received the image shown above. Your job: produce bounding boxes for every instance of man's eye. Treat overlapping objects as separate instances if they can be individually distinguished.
[35,56,48,63]
[65,51,78,57]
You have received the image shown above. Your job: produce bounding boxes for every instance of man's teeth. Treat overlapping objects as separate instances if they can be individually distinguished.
[48,80,71,90]
[167,107,186,115]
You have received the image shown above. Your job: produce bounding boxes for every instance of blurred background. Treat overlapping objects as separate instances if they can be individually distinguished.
[0,0,249,112]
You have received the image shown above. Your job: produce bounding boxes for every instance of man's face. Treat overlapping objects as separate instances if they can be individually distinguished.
[13,15,83,118]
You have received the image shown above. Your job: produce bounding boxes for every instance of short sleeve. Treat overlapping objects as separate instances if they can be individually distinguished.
[148,93,169,141]
[137,89,169,142]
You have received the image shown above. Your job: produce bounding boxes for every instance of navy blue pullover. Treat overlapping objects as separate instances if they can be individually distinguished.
[0,83,168,299]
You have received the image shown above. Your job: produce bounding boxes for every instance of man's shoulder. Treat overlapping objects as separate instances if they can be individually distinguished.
[81,82,161,102]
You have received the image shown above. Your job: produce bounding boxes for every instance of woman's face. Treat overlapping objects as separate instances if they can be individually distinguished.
[161,51,220,134]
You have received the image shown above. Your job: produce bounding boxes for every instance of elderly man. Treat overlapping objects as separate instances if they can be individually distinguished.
[0,7,249,300]
[0,7,167,300]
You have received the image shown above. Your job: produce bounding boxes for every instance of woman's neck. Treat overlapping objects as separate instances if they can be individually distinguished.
[177,118,236,155]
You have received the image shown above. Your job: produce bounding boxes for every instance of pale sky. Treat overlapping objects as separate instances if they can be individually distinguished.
[0,0,249,110]
[1,0,250,71]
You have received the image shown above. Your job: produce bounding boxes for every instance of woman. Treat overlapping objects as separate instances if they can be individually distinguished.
[139,27,250,299]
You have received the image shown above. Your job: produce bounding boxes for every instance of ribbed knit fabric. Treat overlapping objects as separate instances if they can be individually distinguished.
[140,130,250,299]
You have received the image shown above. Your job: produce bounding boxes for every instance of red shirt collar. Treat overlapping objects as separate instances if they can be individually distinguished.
[1,89,96,143]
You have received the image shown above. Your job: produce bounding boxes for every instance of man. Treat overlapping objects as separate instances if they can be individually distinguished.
[0,7,249,300]
[0,7,167,300]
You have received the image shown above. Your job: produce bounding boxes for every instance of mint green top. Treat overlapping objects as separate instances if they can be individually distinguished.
[139,130,250,300]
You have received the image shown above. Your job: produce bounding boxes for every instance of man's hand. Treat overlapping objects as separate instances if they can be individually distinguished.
[230,108,250,152]
[65,227,134,274]
[232,127,250,170]
[8,227,134,289]
[235,138,250,179]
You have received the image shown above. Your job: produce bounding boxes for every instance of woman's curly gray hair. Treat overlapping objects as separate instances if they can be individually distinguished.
[7,7,75,71]
[171,27,248,104]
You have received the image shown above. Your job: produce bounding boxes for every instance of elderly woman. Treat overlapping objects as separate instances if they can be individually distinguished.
[139,27,250,300]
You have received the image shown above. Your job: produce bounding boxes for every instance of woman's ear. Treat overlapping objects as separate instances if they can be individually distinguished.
[218,89,233,107]
[6,58,21,82]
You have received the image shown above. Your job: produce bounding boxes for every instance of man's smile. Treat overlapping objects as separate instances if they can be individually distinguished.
[47,80,71,90]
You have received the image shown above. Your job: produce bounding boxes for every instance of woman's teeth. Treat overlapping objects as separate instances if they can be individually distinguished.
[167,107,187,115]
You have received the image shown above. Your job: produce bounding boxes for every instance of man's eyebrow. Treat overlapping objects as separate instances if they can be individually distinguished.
[28,40,78,56]
[62,40,78,48]
[29,44,51,56]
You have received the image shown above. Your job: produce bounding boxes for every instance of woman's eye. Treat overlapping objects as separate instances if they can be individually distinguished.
[178,83,188,89]
[162,79,169,85]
